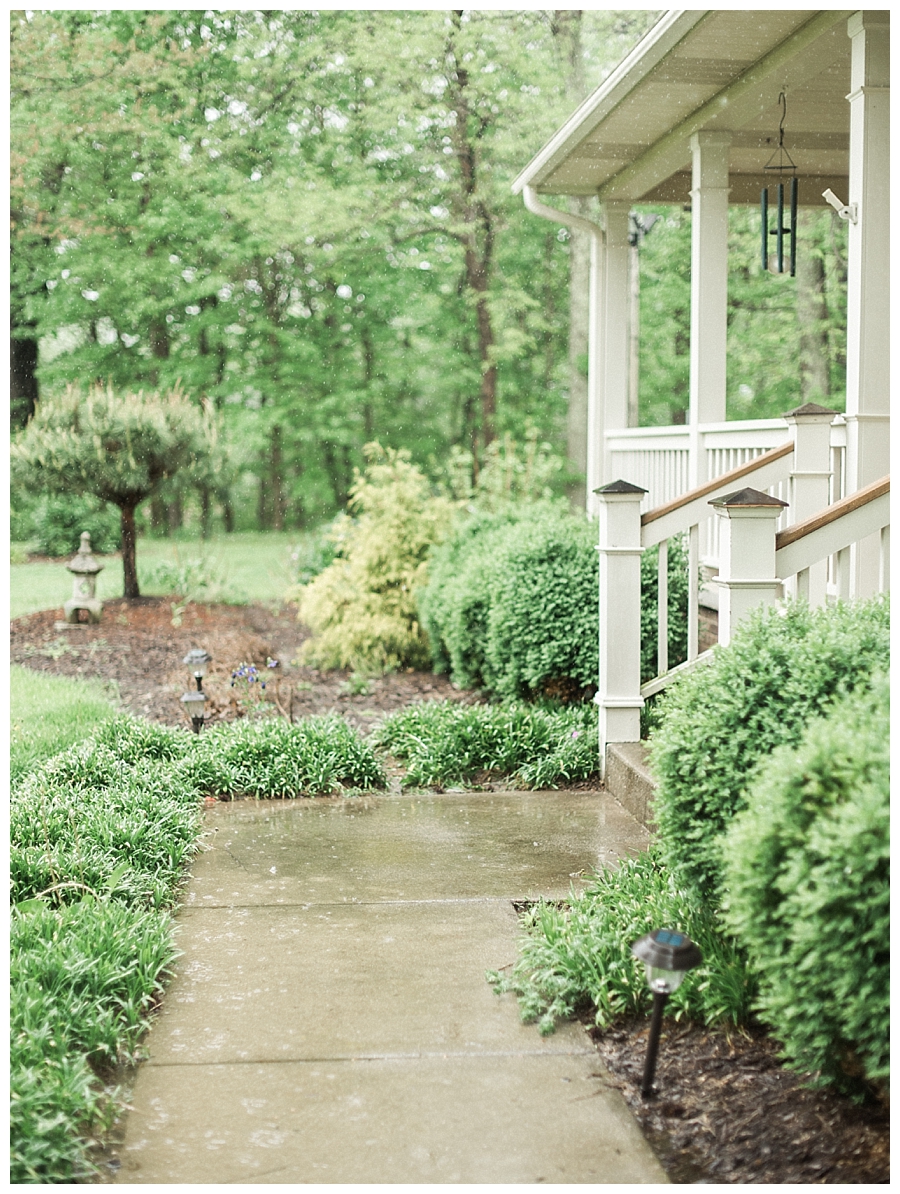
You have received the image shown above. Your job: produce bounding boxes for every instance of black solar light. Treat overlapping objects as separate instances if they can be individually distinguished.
[631,928,702,1097]
[181,649,211,733]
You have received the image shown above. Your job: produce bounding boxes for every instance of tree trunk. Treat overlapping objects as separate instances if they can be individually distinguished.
[120,504,140,599]
[11,328,39,429]
[271,424,285,532]
[150,495,168,536]
[222,491,235,533]
[200,487,212,540]
[797,209,830,402]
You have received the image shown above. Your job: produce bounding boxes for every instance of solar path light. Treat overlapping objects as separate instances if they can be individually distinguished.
[631,928,702,1097]
[181,648,211,732]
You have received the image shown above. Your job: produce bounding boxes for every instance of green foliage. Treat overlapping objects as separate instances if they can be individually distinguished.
[722,674,889,1095]
[190,715,386,798]
[11,383,216,512]
[488,849,754,1036]
[372,699,599,788]
[650,596,890,906]
[11,902,178,1183]
[295,445,454,672]
[139,554,233,605]
[11,491,121,557]
[11,667,117,785]
[421,505,690,700]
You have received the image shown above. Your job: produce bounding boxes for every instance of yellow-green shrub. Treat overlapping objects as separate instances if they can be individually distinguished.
[294,444,454,672]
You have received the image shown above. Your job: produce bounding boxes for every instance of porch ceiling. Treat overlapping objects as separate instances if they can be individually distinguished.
[513,9,856,205]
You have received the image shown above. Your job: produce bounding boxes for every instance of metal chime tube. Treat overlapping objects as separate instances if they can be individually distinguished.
[760,188,768,271]
[777,183,784,274]
[789,176,798,277]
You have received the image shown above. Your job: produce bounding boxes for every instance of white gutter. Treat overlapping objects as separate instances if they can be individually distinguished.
[511,10,708,196]
[522,185,603,244]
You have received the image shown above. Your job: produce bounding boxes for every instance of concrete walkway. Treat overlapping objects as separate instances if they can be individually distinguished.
[115,789,668,1184]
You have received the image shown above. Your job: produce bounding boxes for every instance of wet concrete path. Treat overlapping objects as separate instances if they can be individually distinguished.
[116,790,667,1184]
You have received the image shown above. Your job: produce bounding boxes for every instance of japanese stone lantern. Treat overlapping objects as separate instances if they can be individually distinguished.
[64,532,105,624]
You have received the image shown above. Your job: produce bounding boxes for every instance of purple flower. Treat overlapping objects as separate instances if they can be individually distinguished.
[571,730,580,739]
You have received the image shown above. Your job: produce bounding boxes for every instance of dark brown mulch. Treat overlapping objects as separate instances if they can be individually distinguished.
[584,1014,889,1185]
[10,597,476,734]
[11,598,889,1183]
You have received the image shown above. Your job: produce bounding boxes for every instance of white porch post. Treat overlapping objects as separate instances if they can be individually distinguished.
[845,10,890,595]
[688,131,732,489]
[595,480,646,777]
[711,488,788,645]
[588,202,631,513]
[783,403,836,606]
[585,229,605,512]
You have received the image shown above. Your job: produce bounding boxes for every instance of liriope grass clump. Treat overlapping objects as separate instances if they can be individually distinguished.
[192,715,386,798]
[372,699,599,788]
[10,706,385,1181]
[488,849,754,1036]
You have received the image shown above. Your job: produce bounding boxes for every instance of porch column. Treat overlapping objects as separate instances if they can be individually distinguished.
[688,131,732,489]
[845,11,890,596]
[783,403,836,606]
[589,201,631,512]
[595,480,647,774]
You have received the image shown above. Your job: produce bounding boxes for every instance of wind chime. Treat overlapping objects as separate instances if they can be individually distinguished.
[760,91,797,276]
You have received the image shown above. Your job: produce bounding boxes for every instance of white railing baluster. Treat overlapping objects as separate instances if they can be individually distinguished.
[687,523,699,661]
[880,525,890,592]
[657,538,668,675]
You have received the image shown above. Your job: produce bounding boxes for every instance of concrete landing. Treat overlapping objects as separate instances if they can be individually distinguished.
[114,790,667,1185]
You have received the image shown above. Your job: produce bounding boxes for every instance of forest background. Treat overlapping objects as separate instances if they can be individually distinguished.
[11,9,849,539]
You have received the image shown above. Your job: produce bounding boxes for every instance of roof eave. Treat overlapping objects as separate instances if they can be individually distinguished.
[511,9,709,196]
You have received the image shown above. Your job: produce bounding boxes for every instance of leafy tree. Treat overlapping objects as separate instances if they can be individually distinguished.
[12,384,217,597]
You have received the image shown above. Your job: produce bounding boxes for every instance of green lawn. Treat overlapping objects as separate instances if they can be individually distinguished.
[10,666,118,784]
[10,532,305,618]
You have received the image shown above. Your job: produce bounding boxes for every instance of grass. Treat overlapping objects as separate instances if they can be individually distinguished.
[10,667,118,784]
[488,849,756,1036]
[372,699,600,788]
[10,531,312,617]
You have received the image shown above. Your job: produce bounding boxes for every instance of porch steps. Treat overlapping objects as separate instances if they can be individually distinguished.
[605,742,658,832]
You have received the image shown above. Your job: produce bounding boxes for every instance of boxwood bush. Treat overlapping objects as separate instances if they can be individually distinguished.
[721,673,889,1095]
[650,596,890,906]
[420,504,689,701]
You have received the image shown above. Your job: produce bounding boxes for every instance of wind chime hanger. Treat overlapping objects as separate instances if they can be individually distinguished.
[761,90,797,277]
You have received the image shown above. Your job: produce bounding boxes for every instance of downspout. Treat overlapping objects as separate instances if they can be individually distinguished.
[522,186,606,512]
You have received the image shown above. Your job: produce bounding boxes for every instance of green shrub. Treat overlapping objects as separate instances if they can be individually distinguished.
[489,849,754,1036]
[421,505,690,700]
[294,443,454,672]
[650,596,890,906]
[12,491,121,557]
[372,699,599,788]
[721,674,889,1095]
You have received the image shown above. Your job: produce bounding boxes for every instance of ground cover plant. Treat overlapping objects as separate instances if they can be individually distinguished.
[488,849,754,1036]
[372,699,599,788]
[11,667,116,785]
[650,595,890,905]
[9,709,386,1181]
[722,672,889,1096]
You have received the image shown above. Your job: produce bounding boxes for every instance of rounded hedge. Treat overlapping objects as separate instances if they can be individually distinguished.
[649,595,890,906]
[721,672,889,1095]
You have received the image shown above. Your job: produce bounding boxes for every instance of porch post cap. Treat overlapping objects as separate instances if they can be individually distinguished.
[782,402,838,420]
[709,487,789,509]
[593,480,648,495]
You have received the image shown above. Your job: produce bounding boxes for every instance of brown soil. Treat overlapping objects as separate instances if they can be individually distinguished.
[11,599,889,1184]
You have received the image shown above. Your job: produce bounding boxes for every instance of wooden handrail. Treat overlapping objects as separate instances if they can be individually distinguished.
[641,440,794,526]
[775,475,890,551]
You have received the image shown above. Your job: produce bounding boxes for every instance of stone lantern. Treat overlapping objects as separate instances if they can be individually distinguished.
[64,532,105,624]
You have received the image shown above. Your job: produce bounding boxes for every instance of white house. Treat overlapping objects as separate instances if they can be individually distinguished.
[512,10,889,775]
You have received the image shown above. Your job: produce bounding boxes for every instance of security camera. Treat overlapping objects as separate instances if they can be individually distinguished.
[822,189,857,223]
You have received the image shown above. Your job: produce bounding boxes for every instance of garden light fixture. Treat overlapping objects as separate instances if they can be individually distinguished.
[181,648,211,732]
[184,648,211,690]
[631,928,702,1097]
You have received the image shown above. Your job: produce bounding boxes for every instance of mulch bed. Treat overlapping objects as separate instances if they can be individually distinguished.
[11,597,890,1184]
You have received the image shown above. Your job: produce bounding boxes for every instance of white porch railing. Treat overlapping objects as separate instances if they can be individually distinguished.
[605,415,847,567]
[594,409,888,776]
